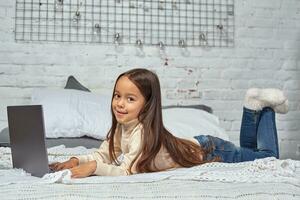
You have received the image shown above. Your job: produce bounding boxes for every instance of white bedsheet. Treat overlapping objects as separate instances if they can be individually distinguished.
[1,145,300,200]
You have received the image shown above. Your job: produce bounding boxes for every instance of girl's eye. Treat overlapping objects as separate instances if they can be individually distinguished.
[114,94,120,99]
[127,97,135,102]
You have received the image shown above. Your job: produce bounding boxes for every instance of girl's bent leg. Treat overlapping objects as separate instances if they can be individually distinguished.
[239,107,260,149]
[195,108,279,163]
[239,107,279,161]
[256,107,279,158]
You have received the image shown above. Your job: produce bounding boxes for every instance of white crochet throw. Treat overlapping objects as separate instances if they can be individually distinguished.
[0,145,299,200]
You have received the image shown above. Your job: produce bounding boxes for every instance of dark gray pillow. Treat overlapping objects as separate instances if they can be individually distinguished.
[64,76,91,92]
[162,105,213,113]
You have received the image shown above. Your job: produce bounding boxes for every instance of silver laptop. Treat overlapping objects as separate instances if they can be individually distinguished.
[7,105,52,177]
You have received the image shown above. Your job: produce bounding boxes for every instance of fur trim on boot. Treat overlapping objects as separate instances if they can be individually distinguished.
[244,88,288,114]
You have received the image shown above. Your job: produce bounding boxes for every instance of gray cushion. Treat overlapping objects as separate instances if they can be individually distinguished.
[0,127,102,148]
[64,76,91,92]
[46,137,102,148]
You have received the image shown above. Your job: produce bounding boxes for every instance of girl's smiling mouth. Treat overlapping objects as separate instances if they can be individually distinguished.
[115,109,128,116]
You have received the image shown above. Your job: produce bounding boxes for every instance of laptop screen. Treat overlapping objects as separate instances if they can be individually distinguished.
[7,105,50,177]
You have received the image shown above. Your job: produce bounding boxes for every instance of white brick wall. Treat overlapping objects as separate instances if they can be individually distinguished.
[0,0,299,159]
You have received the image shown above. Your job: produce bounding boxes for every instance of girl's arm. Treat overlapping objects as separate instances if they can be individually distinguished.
[69,160,97,178]
[75,140,119,164]
[92,128,143,176]
[75,128,123,165]
[50,137,122,172]
[52,126,142,177]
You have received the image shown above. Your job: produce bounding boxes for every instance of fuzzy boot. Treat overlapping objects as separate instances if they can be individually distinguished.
[244,88,288,114]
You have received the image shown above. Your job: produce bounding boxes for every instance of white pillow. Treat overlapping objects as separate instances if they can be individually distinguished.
[31,89,111,139]
[163,108,229,141]
[31,89,228,141]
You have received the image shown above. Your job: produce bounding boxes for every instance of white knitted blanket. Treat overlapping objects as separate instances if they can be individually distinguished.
[0,145,300,200]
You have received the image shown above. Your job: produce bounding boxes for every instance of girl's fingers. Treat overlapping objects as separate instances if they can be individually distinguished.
[49,162,60,170]
[70,167,87,178]
[49,163,67,171]
[55,165,61,170]
[49,162,59,168]
[70,168,78,178]
[56,164,66,171]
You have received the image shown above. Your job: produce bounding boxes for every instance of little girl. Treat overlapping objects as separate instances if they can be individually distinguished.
[50,68,288,178]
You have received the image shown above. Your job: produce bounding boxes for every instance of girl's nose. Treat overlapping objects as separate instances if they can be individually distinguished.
[117,98,124,107]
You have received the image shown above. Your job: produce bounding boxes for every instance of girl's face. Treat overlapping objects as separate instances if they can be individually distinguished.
[112,76,145,124]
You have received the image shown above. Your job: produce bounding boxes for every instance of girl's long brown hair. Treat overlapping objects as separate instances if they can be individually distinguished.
[107,68,215,173]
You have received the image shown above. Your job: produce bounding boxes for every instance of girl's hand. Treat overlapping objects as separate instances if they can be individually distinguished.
[70,161,97,178]
[49,157,79,171]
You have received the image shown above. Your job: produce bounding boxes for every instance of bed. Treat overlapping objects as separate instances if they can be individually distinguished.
[0,77,299,199]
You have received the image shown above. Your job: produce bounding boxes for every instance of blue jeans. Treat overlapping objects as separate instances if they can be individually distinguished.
[194,107,279,163]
